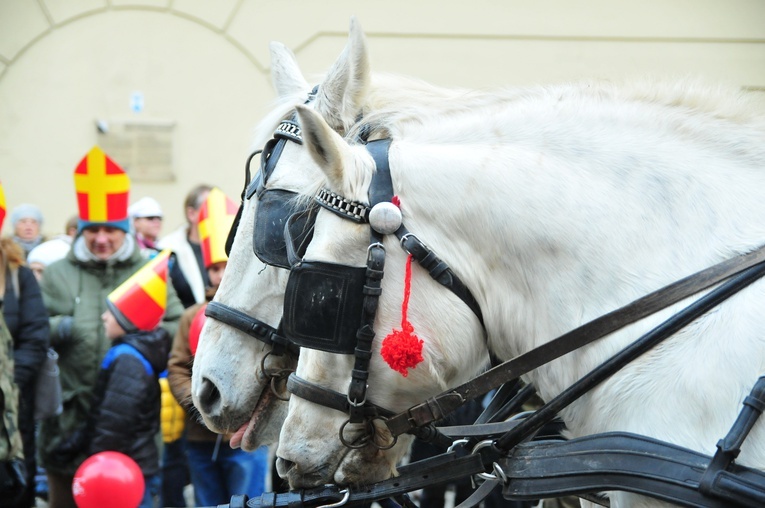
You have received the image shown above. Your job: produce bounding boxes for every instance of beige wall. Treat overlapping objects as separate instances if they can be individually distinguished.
[1,0,764,236]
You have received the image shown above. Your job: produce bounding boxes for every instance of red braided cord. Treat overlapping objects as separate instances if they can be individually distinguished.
[401,253,413,327]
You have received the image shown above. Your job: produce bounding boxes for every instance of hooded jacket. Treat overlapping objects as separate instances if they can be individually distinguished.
[39,236,183,475]
[85,329,170,475]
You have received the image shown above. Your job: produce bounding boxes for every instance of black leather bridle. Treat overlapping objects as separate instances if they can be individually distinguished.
[203,88,320,369]
[282,138,486,448]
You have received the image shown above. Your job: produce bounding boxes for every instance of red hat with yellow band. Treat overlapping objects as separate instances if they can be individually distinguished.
[0,180,6,232]
[198,188,237,268]
[74,146,130,234]
[106,250,171,332]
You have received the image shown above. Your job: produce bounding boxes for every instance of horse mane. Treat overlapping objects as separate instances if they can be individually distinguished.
[348,74,765,146]
[291,73,765,213]
[613,77,765,125]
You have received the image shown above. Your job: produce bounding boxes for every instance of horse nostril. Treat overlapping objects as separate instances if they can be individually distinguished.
[275,457,296,479]
[197,377,222,415]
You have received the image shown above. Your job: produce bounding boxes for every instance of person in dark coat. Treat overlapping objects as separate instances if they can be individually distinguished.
[1,238,48,508]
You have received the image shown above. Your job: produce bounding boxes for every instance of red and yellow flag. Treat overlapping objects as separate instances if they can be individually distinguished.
[0,180,6,232]
[107,249,171,331]
[74,146,130,223]
[198,188,238,268]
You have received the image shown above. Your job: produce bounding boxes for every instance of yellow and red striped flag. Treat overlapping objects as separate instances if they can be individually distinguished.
[0,180,6,232]
[198,188,237,268]
[107,249,171,332]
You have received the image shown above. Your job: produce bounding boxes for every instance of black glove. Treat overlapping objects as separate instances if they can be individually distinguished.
[0,458,27,505]
[51,426,87,465]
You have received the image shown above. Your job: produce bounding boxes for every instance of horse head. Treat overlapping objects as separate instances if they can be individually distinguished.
[273,103,488,487]
[191,17,372,451]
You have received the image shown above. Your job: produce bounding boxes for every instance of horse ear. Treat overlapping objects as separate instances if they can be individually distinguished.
[314,16,370,131]
[295,105,348,187]
[269,41,310,99]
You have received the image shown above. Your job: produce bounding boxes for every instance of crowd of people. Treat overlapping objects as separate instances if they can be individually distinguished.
[0,146,269,508]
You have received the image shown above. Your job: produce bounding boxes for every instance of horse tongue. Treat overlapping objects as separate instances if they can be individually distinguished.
[229,422,248,449]
[230,387,276,450]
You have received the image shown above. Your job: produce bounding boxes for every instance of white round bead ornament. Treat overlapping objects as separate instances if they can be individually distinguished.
[369,202,403,234]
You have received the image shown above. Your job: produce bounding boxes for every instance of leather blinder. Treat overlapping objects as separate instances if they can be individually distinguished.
[283,261,366,354]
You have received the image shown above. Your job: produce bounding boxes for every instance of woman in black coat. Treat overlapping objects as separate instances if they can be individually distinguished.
[2,238,49,508]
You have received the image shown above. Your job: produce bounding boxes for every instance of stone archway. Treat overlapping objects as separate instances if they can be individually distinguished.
[0,3,272,231]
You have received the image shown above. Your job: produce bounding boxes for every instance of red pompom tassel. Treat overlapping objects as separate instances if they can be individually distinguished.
[380,253,424,377]
[381,322,423,377]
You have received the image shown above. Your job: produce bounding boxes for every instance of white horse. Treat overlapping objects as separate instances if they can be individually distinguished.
[274,35,765,506]
[190,19,373,450]
[192,33,354,450]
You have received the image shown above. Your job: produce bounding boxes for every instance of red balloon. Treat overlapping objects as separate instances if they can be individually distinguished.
[73,451,145,508]
[189,303,208,356]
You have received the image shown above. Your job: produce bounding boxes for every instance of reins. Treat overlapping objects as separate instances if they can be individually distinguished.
[229,254,765,508]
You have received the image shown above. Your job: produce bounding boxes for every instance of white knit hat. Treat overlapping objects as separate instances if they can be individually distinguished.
[27,238,71,266]
[128,196,163,219]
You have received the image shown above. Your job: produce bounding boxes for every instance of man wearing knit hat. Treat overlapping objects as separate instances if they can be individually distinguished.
[9,203,45,259]
[38,147,184,508]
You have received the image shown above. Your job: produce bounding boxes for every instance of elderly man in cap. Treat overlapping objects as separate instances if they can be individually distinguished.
[9,204,45,259]
[38,147,183,508]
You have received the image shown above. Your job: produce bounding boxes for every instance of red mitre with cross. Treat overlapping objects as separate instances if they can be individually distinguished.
[73,146,131,234]
[198,188,238,268]
[106,249,171,332]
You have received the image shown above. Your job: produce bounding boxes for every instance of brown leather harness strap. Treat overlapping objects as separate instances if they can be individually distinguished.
[386,245,765,437]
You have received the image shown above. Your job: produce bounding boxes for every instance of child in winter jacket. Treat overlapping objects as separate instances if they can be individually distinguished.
[53,251,173,508]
